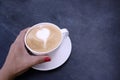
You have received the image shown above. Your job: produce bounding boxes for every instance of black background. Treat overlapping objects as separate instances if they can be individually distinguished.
[0,0,120,80]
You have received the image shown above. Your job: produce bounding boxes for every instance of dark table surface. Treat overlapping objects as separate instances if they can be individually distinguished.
[0,0,120,80]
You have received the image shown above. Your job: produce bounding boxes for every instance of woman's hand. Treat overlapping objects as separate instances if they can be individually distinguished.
[0,28,51,80]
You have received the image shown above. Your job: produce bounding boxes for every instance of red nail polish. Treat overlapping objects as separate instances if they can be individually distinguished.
[44,57,51,62]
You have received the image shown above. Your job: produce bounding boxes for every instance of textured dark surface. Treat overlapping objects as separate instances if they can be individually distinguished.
[0,0,120,80]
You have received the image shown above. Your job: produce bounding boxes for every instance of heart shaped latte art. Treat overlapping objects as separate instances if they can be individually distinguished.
[36,28,50,48]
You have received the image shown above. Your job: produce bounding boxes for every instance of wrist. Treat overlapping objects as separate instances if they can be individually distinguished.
[0,67,15,80]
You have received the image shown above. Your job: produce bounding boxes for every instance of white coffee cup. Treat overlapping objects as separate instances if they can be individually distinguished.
[24,22,69,55]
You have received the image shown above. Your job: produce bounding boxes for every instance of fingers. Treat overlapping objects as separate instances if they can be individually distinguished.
[14,27,30,46]
[29,55,51,66]
[17,27,30,40]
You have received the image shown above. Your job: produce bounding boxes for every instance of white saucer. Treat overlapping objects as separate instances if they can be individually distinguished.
[32,36,72,71]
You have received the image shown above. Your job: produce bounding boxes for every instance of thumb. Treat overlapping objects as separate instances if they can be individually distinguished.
[29,55,51,66]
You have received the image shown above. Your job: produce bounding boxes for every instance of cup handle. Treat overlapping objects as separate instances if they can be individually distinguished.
[61,28,69,41]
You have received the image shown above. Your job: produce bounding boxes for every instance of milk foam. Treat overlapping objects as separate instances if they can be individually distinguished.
[36,28,50,48]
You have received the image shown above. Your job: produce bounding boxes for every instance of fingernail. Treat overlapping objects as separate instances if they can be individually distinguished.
[44,57,51,62]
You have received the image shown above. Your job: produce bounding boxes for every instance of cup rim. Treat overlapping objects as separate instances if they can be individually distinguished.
[24,22,63,55]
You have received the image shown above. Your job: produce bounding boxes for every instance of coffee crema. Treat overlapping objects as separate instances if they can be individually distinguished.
[26,24,62,52]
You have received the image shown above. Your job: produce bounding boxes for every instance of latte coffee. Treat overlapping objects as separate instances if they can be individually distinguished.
[25,23,62,53]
